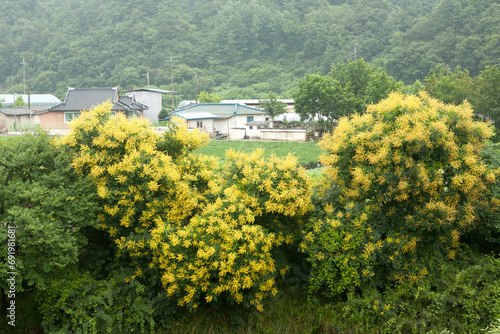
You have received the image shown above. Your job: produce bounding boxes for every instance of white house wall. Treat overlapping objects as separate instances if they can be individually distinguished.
[232,114,265,128]
[213,119,228,134]
[126,91,162,122]
[186,119,214,133]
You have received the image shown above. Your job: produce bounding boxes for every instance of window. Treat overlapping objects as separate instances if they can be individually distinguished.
[196,121,203,128]
[265,117,270,121]
[249,126,254,130]
[247,116,254,123]
[64,112,81,123]
[128,111,139,118]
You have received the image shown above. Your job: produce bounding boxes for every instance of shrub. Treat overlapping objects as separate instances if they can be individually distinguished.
[0,131,100,292]
[60,102,313,313]
[152,149,312,311]
[303,92,500,331]
[39,271,155,333]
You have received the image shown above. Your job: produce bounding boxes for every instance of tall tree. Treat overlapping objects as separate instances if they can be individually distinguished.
[259,91,286,127]
[198,91,222,103]
[424,64,474,105]
[294,60,401,137]
[473,65,500,130]
[293,73,350,136]
[330,59,402,113]
[14,95,25,107]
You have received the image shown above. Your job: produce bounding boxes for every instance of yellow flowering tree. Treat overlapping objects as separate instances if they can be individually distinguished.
[60,102,313,312]
[304,92,499,302]
[151,148,313,311]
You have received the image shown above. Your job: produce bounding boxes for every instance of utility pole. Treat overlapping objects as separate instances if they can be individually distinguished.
[194,73,198,104]
[147,71,150,87]
[354,46,357,61]
[171,54,174,110]
[27,75,30,110]
[12,76,16,131]
[28,75,31,127]
[23,58,26,95]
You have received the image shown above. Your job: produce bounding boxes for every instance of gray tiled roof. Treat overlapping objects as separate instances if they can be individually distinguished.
[126,88,174,94]
[38,87,147,114]
[117,95,148,111]
[49,87,118,111]
[0,107,34,116]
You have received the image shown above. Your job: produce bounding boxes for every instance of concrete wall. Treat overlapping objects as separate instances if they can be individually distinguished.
[0,114,7,131]
[229,128,246,140]
[260,129,307,141]
[213,119,229,134]
[0,114,33,132]
[246,125,261,138]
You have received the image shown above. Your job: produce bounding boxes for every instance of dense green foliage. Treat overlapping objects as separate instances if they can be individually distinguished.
[198,91,222,103]
[293,59,403,132]
[0,92,499,333]
[0,131,100,292]
[302,92,500,332]
[1,0,498,101]
[258,91,286,121]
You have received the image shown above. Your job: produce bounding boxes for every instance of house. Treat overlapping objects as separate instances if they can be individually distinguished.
[125,88,173,122]
[0,94,61,111]
[168,103,269,139]
[34,87,147,131]
[177,99,300,122]
[0,108,35,132]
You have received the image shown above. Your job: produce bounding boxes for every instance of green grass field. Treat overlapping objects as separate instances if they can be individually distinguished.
[193,140,325,168]
[0,135,325,168]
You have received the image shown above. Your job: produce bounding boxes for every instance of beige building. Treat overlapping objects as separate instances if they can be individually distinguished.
[0,108,35,132]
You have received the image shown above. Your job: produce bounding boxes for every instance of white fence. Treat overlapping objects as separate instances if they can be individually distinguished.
[260,129,307,141]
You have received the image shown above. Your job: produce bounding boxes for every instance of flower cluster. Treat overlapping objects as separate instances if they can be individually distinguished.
[151,148,312,310]
[60,103,312,311]
[305,92,499,300]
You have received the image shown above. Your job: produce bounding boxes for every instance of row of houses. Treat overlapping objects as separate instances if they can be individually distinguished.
[1,87,306,140]
[168,102,305,140]
[0,87,167,133]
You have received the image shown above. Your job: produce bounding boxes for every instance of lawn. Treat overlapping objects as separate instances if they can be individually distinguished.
[193,140,325,168]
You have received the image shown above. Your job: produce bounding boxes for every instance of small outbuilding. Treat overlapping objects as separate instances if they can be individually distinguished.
[125,88,173,123]
[0,108,36,132]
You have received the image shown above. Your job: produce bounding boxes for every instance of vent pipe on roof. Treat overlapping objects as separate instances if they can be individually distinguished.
[233,104,237,114]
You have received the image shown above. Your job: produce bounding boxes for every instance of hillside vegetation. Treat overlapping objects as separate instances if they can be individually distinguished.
[0,0,498,100]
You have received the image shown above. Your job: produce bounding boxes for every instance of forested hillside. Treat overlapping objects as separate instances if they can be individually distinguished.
[0,0,498,101]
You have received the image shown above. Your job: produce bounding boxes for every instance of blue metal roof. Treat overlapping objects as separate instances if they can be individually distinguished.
[173,103,265,115]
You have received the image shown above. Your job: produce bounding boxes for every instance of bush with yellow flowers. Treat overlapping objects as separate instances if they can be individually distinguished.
[151,148,312,311]
[59,102,312,314]
[302,92,500,331]
[60,104,206,262]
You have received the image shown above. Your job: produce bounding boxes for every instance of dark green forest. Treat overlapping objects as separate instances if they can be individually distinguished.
[0,0,498,101]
